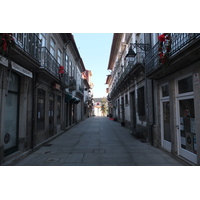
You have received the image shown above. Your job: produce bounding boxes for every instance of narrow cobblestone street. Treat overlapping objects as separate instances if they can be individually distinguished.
[13,117,186,166]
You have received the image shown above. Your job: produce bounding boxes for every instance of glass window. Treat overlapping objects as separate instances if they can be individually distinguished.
[50,37,55,57]
[137,86,145,116]
[163,101,171,142]
[37,89,45,131]
[65,54,68,72]
[8,73,19,92]
[57,49,62,64]
[69,61,72,77]
[162,85,169,97]
[179,99,196,154]
[39,33,46,47]
[178,76,193,94]
[17,33,23,43]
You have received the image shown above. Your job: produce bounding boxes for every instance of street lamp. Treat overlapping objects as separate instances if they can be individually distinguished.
[125,44,136,63]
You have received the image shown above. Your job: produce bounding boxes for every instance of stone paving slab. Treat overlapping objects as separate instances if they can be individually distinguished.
[13,116,186,166]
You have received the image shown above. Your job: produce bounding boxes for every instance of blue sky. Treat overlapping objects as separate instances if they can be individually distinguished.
[73,33,113,98]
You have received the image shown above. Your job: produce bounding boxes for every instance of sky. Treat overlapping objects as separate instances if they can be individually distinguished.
[73,33,113,98]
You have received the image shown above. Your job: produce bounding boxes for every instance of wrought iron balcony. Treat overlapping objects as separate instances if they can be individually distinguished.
[13,33,41,63]
[40,47,69,87]
[40,47,60,78]
[145,33,200,78]
[110,52,145,98]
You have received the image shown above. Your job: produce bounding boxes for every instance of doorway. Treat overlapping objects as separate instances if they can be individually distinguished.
[4,73,19,156]
[176,75,197,164]
[49,93,54,137]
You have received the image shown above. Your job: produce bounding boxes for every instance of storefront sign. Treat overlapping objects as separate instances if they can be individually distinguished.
[193,73,199,84]
[11,62,33,78]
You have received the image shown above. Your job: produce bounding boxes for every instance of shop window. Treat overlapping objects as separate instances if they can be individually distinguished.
[162,84,169,97]
[137,86,145,116]
[178,76,193,94]
[37,89,45,131]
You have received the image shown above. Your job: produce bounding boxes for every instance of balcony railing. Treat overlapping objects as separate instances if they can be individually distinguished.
[110,52,145,97]
[40,47,60,78]
[145,33,200,75]
[13,33,41,63]
[40,47,69,86]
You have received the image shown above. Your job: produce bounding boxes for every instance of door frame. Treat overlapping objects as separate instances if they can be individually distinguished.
[176,95,197,164]
[175,73,197,164]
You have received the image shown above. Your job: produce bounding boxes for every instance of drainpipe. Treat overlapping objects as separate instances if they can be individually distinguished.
[31,68,36,149]
[150,79,155,146]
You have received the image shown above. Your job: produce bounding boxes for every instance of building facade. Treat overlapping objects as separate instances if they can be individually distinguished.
[0,33,90,165]
[106,33,200,165]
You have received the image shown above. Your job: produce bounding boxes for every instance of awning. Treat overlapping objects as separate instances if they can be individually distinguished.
[65,93,80,104]
[74,97,80,104]
[69,97,76,103]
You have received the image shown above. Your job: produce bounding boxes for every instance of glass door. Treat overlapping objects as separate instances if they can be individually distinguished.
[161,101,171,151]
[176,75,197,164]
[160,84,171,151]
[177,98,197,163]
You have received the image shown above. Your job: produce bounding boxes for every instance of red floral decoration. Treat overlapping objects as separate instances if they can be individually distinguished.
[0,33,15,58]
[158,33,171,64]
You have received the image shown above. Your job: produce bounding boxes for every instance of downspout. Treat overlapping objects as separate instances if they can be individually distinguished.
[151,79,155,146]
[31,68,36,149]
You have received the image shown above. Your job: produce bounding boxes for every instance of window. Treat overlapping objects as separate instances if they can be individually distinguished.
[162,84,169,97]
[178,76,193,94]
[137,86,145,116]
[65,54,69,72]
[39,33,46,47]
[37,89,45,131]
[50,37,56,57]
[15,33,23,43]
[125,94,128,104]
[69,61,72,77]
[57,49,62,64]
